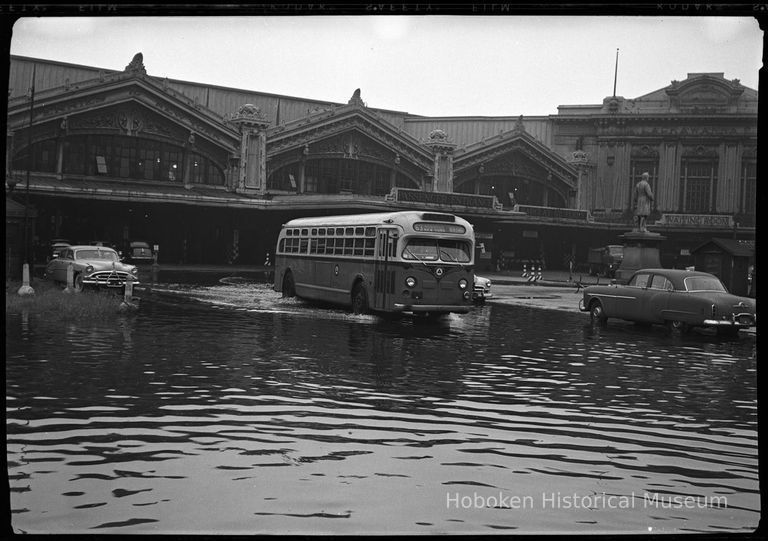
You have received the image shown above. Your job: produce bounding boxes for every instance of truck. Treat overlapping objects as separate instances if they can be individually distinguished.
[587,244,624,278]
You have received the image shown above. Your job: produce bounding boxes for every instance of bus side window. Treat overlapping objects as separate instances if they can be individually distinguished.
[278,238,285,253]
[344,237,354,255]
[364,238,375,257]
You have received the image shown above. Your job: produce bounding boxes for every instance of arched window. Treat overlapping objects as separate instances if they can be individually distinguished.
[269,158,419,194]
[11,139,57,172]
[14,134,225,186]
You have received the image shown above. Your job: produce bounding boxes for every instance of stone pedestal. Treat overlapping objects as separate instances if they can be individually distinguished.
[615,231,666,284]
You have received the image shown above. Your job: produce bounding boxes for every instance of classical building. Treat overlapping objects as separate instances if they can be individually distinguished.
[6,53,757,271]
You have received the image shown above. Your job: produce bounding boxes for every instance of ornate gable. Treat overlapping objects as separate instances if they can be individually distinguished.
[7,53,239,152]
[266,99,434,172]
[454,124,577,191]
[665,73,745,113]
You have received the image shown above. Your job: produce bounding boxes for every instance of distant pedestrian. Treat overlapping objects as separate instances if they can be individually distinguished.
[263,252,273,283]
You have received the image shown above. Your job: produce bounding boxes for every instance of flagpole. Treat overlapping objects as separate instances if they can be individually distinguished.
[24,64,36,268]
[613,48,619,97]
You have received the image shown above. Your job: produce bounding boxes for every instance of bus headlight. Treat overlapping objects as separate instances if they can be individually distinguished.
[405,276,417,288]
[458,278,468,289]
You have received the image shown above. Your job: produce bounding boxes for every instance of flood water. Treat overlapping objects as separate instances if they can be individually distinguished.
[6,278,759,535]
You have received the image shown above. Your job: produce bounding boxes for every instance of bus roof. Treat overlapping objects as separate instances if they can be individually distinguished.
[282,211,472,229]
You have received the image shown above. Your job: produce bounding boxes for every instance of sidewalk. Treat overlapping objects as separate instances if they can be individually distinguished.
[480,269,614,289]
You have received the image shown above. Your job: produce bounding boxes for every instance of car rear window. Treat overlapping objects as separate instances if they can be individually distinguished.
[629,273,650,288]
[650,275,671,290]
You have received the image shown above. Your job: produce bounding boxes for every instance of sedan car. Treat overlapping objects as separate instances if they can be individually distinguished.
[125,241,154,264]
[44,245,139,292]
[579,268,756,336]
[473,275,493,304]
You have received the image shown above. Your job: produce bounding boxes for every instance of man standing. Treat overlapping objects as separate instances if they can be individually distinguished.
[633,172,655,232]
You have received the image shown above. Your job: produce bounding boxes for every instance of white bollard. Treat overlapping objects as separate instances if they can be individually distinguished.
[124,275,134,303]
[64,263,75,294]
[17,263,35,296]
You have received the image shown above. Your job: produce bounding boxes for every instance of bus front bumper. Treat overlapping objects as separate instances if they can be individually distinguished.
[393,303,472,314]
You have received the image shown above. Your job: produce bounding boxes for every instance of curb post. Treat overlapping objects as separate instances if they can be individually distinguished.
[124,275,134,304]
[63,263,75,294]
[17,263,35,296]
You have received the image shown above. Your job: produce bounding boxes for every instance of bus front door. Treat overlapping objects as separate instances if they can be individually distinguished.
[373,228,397,311]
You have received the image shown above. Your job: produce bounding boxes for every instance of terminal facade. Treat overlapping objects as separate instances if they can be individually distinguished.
[6,53,757,272]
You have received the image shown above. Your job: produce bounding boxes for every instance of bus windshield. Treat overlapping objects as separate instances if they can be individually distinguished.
[402,238,471,263]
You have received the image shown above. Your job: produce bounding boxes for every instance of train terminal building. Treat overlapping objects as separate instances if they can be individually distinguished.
[6,53,757,273]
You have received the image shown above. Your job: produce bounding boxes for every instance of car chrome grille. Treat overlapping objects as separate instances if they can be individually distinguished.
[91,271,131,279]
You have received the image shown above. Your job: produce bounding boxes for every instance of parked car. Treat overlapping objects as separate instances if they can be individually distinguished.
[48,239,71,261]
[473,275,493,304]
[579,268,756,336]
[587,244,623,277]
[125,241,154,264]
[44,245,139,292]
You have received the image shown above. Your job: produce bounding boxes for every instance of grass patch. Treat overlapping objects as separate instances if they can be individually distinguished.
[6,279,127,319]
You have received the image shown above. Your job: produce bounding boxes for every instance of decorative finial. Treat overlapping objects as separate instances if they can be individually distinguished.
[125,52,146,75]
[348,88,365,107]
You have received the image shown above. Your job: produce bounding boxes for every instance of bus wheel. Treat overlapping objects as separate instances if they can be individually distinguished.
[351,283,369,315]
[282,271,296,297]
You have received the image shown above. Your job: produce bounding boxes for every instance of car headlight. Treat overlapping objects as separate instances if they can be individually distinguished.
[131,267,139,275]
[85,265,94,274]
[405,276,417,288]
[459,278,468,289]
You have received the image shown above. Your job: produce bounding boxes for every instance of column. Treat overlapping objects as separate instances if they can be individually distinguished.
[229,104,271,195]
[423,129,456,193]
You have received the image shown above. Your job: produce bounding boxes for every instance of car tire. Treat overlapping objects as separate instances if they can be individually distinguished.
[351,282,369,315]
[667,320,689,334]
[589,300,607,325]
[73,273,85,293]
[282,270,296,298]
[716,327,739,338]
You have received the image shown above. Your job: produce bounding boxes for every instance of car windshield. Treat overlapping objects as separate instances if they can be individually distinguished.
[402,238,471,263]
[684,276,727,292]
[75,249,118,261]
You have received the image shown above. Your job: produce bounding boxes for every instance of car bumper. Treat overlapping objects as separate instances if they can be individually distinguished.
[578,298,588,311]
[702,313,756,327]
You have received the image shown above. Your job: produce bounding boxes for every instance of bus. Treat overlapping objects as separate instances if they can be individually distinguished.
[274,211,476,316]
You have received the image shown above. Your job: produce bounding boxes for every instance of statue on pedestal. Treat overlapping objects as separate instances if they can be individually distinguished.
[632,172,654,232]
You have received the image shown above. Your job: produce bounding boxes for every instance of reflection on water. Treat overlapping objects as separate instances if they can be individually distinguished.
[6,282,758,534]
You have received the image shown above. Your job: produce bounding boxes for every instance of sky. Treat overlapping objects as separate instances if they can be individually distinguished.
[8,14,764,117]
